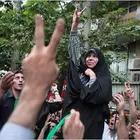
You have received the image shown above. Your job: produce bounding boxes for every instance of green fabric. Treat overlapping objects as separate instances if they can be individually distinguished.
[14,98,19,109]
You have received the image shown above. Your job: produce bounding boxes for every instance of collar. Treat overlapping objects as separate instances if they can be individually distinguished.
[4,89,15,98]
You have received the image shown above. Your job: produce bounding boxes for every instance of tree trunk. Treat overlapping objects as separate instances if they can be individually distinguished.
[82,1,92,50]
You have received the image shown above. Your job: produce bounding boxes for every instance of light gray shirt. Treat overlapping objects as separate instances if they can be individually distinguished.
[0,122,34,140]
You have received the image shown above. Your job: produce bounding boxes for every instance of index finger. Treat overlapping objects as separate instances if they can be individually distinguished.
[132,125,139,131]
[34,14,45,49]
[3,72,14,80]
[80,7,86,14]
[48,18,64,57]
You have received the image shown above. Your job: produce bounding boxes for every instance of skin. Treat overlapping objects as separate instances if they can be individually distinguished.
[124,82,137,123]
[0,72,14,98]
[109,113,119,131]
[12,73,24,91]
[71,7,97,80]
[85,53,99,69]
[113,94,129,139]
[130,119,140,139]
[8,14,64,129]
[12,73,24,98]
[63,109,85,139]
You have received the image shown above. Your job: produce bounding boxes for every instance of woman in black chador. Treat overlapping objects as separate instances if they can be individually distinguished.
[62,8,112,139]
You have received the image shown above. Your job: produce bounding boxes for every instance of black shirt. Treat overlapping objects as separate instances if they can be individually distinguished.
[0,90,15,129]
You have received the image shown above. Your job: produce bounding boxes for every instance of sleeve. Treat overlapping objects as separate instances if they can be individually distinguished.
[85,77,97,87]
[80,77,112,104]
[0,122,34,140]
[68,31,82,68]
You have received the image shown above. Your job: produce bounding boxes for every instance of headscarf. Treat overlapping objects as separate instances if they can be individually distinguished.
[66,48,112,104]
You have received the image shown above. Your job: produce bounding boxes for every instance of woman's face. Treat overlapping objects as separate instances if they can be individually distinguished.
[85,53,99,69]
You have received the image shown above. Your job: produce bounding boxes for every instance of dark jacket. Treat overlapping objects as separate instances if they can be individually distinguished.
[0,90,15,129]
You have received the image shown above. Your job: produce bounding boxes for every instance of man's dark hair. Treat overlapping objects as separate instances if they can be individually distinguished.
[13,69,23,75]
[111,111,119,117]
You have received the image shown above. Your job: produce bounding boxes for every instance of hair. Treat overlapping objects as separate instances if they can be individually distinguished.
[111,111,118,116]
[13,69,23,75]
[110,111,129,125]
[84,49,98,60]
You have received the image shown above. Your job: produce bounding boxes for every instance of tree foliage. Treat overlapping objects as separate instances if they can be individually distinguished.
[0,0,140,83]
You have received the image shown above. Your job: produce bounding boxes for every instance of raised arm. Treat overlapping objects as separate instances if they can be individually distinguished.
[113,94,129,139]
[0,15,64,140]
[124,82,137,123]
[68,8,85,67]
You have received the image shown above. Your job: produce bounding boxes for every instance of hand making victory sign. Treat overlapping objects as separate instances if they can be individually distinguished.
[8,15,65,129]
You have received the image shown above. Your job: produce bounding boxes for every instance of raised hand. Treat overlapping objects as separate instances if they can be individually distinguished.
[22,15,64,100]
[0,72,14,99]
[8,15,64,129]
[63,109,85,139]
[113,93,125,114]
[124,82,134,100]
[0,72,14,91]
[85,68,96,79]
[71,7,86,31]
[132,123,140,139]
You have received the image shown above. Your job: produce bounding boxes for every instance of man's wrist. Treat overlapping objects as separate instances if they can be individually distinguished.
[119,110,124,116]
[128,98,135,102]
[20,84,48,103]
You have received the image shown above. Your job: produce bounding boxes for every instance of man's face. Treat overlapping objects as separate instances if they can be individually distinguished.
[85,53,98,69]
[12,73,24,91]
[109,113,119,131]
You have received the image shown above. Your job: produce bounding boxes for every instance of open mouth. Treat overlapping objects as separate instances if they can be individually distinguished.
[110,122,114,125]
[18,84,23,86]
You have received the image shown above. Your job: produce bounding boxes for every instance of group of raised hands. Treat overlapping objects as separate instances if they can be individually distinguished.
[112,82,140,139]
[112,82,135,114]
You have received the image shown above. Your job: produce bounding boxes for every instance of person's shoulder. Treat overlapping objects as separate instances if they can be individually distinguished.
[3,90,13,99]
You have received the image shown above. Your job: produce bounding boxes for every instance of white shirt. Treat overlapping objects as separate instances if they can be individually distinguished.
[102,122,117,140]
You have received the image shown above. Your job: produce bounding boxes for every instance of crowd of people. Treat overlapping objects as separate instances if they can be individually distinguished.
[0,8,139,140]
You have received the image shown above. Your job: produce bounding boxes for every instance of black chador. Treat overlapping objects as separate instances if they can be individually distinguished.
[62,48,112,139]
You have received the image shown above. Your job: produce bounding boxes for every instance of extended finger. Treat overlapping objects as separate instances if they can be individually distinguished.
[3,72,14,81]
[63,110,76,132]
[80,7,86,14]
[34,14,45,49]
[48,18,64,58]
[113,96,119,104]
[74,6,78,15]
[132,125,139,131]
[75,111,80,122]
[6,76,14,84]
